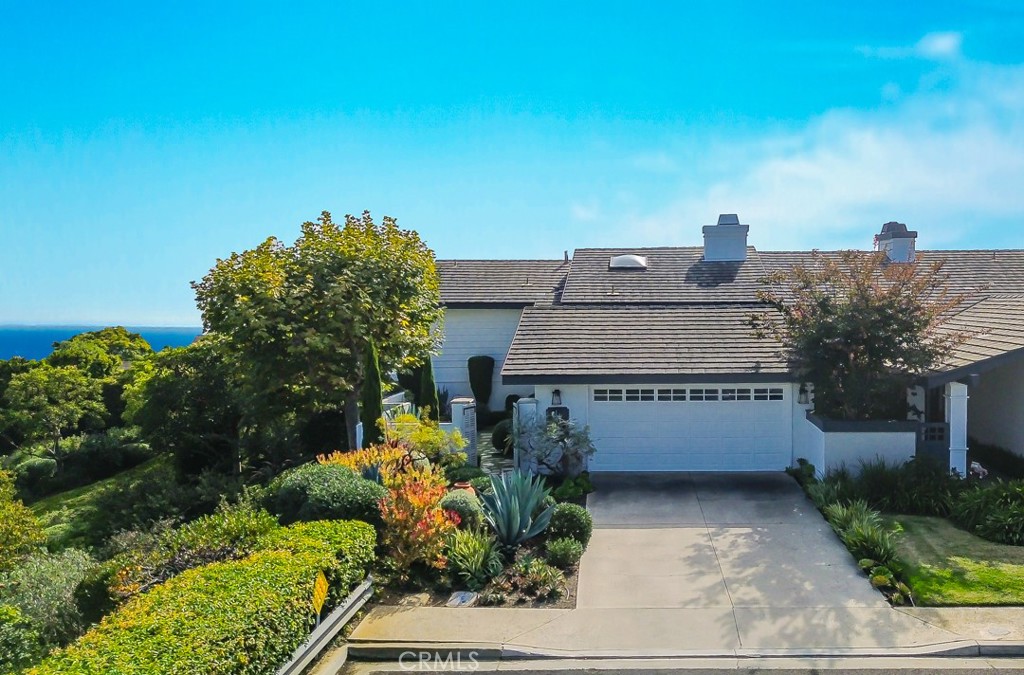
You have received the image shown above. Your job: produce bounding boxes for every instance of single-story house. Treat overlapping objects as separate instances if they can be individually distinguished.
[433,216,1024,474]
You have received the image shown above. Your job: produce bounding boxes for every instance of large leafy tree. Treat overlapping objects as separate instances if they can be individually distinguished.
[192,210,443,453]
[3,364,105,473]
[47,327,154,426]
[0,357,35,453]
[125,335,242,477]
[751,250,973,420]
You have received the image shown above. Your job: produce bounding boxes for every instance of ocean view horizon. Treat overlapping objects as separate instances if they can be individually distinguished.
[0,325,203,360]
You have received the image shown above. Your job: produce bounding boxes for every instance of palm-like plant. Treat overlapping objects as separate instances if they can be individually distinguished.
[479,471,554,550]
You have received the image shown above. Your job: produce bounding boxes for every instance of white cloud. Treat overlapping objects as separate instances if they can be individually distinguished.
[618,57,1024,251]
[569,200,600,222]
[630,151,679,173]
[915,31,963,60]
[857,31,963,61]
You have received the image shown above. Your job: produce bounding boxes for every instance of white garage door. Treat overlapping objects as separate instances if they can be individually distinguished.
[587,385,792,472]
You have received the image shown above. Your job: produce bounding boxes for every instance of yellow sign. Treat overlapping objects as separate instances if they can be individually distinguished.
[312,571,329,616]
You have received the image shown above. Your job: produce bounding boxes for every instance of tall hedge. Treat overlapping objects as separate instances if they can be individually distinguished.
[360,341,384,446]
[467,355,494,409]
[418,359,440,420]
[29,520,374,675]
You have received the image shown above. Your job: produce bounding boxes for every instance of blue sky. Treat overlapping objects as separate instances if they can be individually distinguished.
[2,1,1024,325]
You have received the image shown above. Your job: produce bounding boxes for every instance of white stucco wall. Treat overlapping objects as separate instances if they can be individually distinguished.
[431,308,534,409]
[969,358,1024,457]
[806,420,917,474]
[791,385,822,473]
[533,384,591,427]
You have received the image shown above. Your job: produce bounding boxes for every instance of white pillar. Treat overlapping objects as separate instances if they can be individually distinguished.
[449,397,478,466]
[946,382,969,476]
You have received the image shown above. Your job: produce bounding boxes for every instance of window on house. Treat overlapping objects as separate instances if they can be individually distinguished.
[754,388,769,400]
[640,389,655,401]
[704,389,719,401]
[594,389,608,402]
[657,389,672,401]
[736,388,752,400]
[672,388,687,401]
[690,389,705,401]
[625,389,641,401]
[769,388,784,401]
[607,389,623,401]
[722,388,737,401]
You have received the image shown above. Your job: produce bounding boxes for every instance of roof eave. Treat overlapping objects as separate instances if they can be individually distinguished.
[502,372,797,385]
[922,346,1024,388]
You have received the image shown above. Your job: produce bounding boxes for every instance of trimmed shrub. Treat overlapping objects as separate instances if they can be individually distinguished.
[445,529,502,590]
[504,394,521,413]
[491,419,513,455]
[418,360,440,421]
[440,489,482,530]
[30,521,374,675]
[467,355,495,409]
[547,503,592,549]
[545,537,583,569]
[360,340,385,446]
[270,462,386,527]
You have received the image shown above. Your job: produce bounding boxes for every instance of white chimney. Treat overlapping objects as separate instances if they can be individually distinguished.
[702,214,749,262]
[875,222,918,262]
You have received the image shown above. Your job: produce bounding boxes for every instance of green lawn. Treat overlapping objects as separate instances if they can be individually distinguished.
[31,457,166,549]
[888,515,1024,606]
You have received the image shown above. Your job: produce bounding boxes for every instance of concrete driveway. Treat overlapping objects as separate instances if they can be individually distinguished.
[579,472,887,611]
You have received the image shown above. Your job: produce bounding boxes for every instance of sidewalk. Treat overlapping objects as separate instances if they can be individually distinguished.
[347,604,1024,659]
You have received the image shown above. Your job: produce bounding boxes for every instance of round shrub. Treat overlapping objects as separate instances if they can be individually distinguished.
[547,503,592,549]
[491,419,513,456]
[545,537,583,569]
[440,489,483,529]
[270,462,386,527]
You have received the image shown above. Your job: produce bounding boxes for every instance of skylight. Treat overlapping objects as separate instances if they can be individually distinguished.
[609,254,648,270]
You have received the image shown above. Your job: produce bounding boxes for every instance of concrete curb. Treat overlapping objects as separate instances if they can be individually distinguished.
[346,638,1024,661]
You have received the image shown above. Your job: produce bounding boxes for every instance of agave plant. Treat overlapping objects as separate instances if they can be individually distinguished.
[479,471,554,550]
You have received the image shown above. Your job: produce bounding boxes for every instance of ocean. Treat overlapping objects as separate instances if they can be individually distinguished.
[0,326,203,361]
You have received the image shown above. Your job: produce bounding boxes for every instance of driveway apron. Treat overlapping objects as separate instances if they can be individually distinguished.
[580,472,887,610]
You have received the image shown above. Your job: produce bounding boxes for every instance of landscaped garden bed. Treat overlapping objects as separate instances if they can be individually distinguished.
[790,455,1024,608]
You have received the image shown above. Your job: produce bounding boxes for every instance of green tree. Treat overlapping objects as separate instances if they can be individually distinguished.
[751,250,973,420]
[0,357,35,454]
[192,210,443,454]
[47,327,152,380]
[0,469,44,572]
[47,327,154,427]
[360,340,384,446]
[126,336,242,477]
[3,365,105,473]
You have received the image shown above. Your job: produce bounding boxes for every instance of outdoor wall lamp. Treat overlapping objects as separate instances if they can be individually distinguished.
[551,389,562,406]
[798,383,810,405]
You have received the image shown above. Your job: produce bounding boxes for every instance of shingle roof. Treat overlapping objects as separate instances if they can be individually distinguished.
[937,295,1024,371]
[558,247,767,304]
[757,250,1024,296]
[501,304,790,383]
[436,259,569,306]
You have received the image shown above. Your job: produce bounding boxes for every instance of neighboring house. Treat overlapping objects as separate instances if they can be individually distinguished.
[433,216,1024,473]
